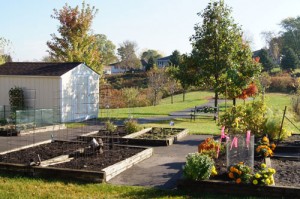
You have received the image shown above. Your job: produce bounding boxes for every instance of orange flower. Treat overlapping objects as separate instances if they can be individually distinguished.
[236,178,242,184]
[230,167,235,172]
[228,172,234,179]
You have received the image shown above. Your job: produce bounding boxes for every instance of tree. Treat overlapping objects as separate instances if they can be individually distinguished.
[169,54,199,102]
[169,50,182,66]
[46,2,102,73]
[257,49,276,72]
[190,0,260,107]
[94,34,117,66]
[281,48,300,71]
[0,37,12,64]
[146,56,155,71]
[117,40,141,71]
[141,49,162,62]
[147,65,167,106]
[280,17,300,56]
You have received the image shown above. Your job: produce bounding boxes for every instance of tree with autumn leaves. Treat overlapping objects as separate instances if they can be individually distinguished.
[190,0,261,107]
[47,2,102,74]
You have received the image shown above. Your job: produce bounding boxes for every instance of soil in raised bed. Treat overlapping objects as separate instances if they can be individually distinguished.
[96,126,129,137]
[50,145,144,171]
[136,127,184,139]
[0,141,89,164]
[212,155,300,187]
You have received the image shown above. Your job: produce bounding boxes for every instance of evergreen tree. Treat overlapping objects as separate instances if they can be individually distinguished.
[257,49,276,72]
[281,48,300,71]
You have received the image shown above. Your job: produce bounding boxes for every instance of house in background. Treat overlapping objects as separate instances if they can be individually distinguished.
[0,62,100,123]
[103,60,148,74]
[156,55,171,68]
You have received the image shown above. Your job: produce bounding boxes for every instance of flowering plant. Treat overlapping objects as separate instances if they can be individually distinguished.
[228,162,252,184]
[255,136,276,157]
[252,163,276,186]
[198,138,224,158]
[183,153,215,181]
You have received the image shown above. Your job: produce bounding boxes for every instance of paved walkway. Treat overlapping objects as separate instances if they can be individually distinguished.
[108,135,210,189]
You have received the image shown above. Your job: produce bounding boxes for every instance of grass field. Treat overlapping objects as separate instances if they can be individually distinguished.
[99,91,213,119]
[0,174,268,199]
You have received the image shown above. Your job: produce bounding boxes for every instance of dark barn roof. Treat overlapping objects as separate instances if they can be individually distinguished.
[0,62,82,76]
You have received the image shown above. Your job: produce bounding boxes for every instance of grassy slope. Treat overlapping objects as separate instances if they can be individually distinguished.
[99,91,214,118]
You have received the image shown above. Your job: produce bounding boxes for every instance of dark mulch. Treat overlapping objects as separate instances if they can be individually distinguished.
[0,141,144,172]
[51,145,144,171]
[0,141,89,164]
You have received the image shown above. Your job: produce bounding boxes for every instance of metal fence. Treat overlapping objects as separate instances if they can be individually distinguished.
[15,109,60,130]
[0,105,11,120]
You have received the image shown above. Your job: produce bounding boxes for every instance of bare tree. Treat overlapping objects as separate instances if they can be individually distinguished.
[147,66,167,106]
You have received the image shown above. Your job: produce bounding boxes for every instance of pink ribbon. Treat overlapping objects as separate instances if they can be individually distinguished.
[246,130,251,148]
[221,126,226,139]
[230,137,238,150]
[216,139,221,158]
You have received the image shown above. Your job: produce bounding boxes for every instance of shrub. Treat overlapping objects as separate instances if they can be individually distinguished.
[0,118,7,126]
[219,98,267,136]
[124,119,141,134]
[268,72,299,93]
[183,153,215,181]
[263,112,291,140]
[228,162,252,184]
[104,120,116,133]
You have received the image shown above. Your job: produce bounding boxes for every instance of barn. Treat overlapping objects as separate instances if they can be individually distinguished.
[0,62,100,123]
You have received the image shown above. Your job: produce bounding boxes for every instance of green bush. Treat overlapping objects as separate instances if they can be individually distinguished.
[263,112,291,140]
[124,119,142,134]
[183,153,214,181]
[219,98,267,136]
[0,118,7,126]
[104,120,116,133]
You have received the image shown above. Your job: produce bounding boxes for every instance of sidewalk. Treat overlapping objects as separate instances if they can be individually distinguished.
[108,135,210,189]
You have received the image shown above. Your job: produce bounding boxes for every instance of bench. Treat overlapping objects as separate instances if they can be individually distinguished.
[190,106,218,121]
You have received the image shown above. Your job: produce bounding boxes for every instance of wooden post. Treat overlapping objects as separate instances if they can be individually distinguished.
[278,106,287,145]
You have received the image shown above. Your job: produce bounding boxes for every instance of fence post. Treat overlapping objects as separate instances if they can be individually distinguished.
[278,106,287,145]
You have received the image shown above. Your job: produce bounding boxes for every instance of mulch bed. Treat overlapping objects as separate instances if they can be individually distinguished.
[0,141,144,172]
[136,127,183,139]
[0,141,89,164]
[51,145,144,171]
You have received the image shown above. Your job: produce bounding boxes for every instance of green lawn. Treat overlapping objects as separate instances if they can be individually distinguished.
[0,174,269,199]
[99,91,213,119]
[99,91,300,135]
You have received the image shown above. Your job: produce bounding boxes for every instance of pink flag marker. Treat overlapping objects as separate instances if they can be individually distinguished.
[230,137,238,150]
[246,130,251,148]
[221,126,226,139]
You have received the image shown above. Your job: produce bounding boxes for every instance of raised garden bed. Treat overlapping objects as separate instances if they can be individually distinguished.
[178,153,300,197]
[79,127,189,146]
[0,140,153,182]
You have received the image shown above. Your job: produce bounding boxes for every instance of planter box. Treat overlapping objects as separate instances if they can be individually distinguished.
[0,143,152,183]
[78,127,189,146]
[177,179,300,198]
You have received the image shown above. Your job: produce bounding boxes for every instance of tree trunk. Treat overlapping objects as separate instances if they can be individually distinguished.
[171,94,173,104]
[233,98,236,106]
[154,91,157,106]
[183,90,186,102]
[214,91,218,107]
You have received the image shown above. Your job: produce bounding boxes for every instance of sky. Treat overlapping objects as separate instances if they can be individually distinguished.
[1,0,300,61]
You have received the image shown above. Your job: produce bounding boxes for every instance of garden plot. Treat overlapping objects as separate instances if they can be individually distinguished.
[0,140,153,182]
[79,127,189,146]
[122,127,189,146]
